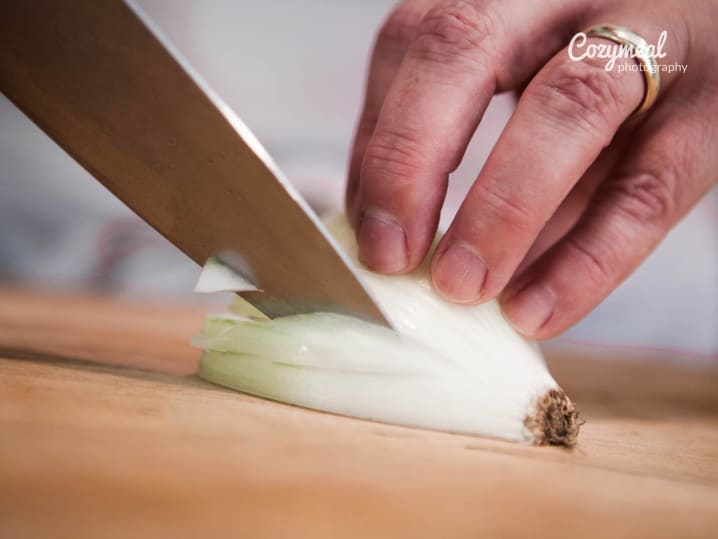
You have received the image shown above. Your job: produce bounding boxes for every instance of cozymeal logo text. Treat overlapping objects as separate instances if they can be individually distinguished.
[568,30,687,74]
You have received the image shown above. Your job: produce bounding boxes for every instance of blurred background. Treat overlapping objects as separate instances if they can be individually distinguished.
[0,0,716,361]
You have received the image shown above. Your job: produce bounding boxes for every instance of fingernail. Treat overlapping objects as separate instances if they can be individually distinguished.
[432,243,487,303]
[358,209,408,273]
[502,284,556,336]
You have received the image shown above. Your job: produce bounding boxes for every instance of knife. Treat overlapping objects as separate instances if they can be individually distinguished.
[0,0,390,326]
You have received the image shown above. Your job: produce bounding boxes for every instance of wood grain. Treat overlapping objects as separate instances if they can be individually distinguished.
[1,285,717,538]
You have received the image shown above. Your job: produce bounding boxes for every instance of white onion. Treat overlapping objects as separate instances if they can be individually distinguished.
[193,215,580,446]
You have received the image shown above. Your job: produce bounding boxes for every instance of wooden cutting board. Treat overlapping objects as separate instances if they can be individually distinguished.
[1,286,717,538]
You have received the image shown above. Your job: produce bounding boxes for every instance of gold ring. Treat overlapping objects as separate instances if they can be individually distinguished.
[584,24,661,119]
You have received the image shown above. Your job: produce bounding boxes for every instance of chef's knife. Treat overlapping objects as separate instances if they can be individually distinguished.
[0,0,390,326]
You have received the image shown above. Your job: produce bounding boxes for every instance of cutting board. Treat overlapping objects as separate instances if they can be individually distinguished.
[1,286,717,538]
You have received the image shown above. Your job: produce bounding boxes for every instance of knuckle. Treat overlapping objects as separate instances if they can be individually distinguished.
[411,0,499,70]
[478,185,535,234]
[563,236,615,288]
[533,61,624,138]
[606,170,678,226]
[361,127,427,188]
[375,4,424,55]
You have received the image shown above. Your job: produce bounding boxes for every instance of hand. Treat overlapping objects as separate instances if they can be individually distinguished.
[346,0,718,338]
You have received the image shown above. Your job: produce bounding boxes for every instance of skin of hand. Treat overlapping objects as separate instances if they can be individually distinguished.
[346,0,718,339]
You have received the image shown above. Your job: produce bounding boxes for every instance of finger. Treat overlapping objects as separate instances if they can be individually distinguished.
[356,0,585,273]
[516,139,627,274]
[431,21,688,302]
[502,98,718,338]
[347,0,436,225]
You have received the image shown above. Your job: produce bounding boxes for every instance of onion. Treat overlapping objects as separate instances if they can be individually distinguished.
[193,215,580,446]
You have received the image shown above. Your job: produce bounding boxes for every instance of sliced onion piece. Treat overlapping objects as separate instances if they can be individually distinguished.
[193,215,581,446]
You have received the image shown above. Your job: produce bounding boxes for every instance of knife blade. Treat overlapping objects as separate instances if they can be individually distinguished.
[0,0,390,326]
